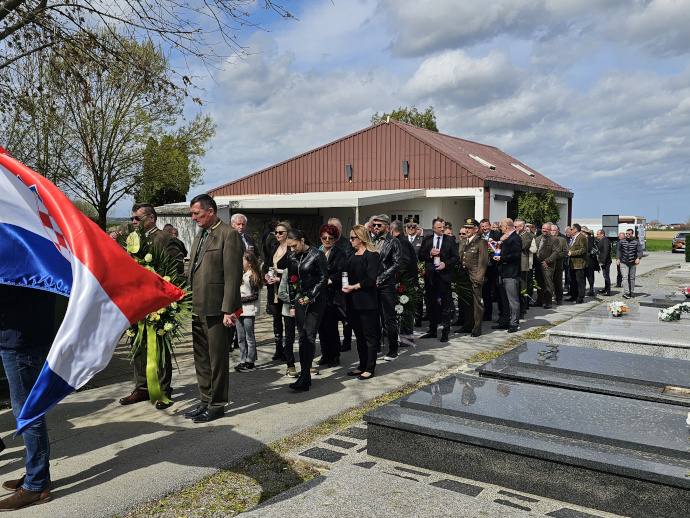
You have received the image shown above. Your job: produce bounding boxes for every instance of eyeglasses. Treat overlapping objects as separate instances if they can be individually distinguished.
[349,236,359,241]
[275,230,286,235]
[372,222,385,228]
[131,215,148,222]
[406,225,417,229]
[321,236,335,241]
[459,233,467,237]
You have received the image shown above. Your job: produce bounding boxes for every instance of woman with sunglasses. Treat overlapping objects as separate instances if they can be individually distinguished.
[316,223,348,368]
[286,229,329,391]
[263,221,297,375]
[341,225,380,380]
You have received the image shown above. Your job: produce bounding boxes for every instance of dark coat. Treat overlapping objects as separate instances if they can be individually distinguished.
[418,233,460,282]
[344,250,380,311]
[287,246,329,309]
[322,245,348,306]
[334,235,355,258]
[0,285,57,349]
[396,233,419,284]
[149,226,185,275]
[373,233,403,288]
[597,236,612,266]
[497,231,522,279]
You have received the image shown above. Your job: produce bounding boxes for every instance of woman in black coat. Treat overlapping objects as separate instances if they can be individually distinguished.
[316,223,348,367]
[342,224,380,380]
[286,228,329,391]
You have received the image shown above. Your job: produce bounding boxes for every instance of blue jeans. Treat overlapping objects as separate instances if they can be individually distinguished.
[236,316,257,363]
[601,263,611,293]
[0,347,51,492]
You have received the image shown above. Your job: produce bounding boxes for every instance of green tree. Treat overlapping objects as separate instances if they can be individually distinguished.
[371,105,438,132]
[512,189,561,227]
[0,31,213,229]
[134,114,215,206]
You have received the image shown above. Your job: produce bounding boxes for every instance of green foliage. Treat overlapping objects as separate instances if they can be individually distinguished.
[133,113,215,206]
[371,105,438,132]
[512,189,560,227]
[686,237,690,263]
[71,199,98,221]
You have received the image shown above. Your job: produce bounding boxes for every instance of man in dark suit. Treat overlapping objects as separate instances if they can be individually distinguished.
[328,217,354,352]
[492,218,522,332]
[119,203,185,410]
[418,217,460,342]
[596,229,612,296]
[185,194,244,423]
[550,224,568,305]
[391,219,418,335]
[479,218,503,321]
[231,213,257,257]
[404,216,423,257]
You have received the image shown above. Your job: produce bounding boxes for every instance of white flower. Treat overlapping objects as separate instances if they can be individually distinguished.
[395,304,404,314]
[452,292,458,300]
[156,329,166,336]
[399,295,409,304]
[144,253,153,263]
[170,302,178,310]
[164,322,174,332]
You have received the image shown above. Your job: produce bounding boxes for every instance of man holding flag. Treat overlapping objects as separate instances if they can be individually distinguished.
[0,146,184,509]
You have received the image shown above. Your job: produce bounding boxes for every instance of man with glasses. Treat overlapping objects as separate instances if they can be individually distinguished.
[405,216,422,256]
[419,217,460,342]
[615,228,643,299]
[119,203,184,410]
[371,215,403,360]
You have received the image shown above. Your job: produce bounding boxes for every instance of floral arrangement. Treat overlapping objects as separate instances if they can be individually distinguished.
[608,302,628,317]
[118,225,193,403]
[658,301,690,322]
[451,264,473,307]
[290,274,310,304]
[394,270,422,332]
[682,287,690,298]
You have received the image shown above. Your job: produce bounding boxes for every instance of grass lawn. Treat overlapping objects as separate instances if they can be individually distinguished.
[645,239,674,252]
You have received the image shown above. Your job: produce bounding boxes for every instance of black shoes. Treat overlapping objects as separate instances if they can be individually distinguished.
[317,356,330,366]
[340,342,352,352]
[454,328,471,334]
[184,406,207,419]
[192,409,223,423]
[358,372,375,380]
[440,332,449,342]
[289,374,311,391]
[491,324,508,330]
[507,326,519,333]
[470,332,481,337]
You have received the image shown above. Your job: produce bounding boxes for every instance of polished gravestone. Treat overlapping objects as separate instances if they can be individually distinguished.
[546,302,690,359]
[640,293,689,309]
[365,373,690,518]
[476,341,690,406]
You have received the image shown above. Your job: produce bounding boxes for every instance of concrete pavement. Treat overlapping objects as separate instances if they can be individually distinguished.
[0,252,683,517]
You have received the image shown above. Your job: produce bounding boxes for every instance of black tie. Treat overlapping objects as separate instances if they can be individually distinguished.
[436,236,441,250]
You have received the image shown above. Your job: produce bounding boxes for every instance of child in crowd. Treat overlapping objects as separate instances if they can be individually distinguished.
[235,252,264,372]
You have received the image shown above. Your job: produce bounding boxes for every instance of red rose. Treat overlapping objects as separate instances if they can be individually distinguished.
[397,285,406,293]
[395,273,400,281]
[290,275,298,283]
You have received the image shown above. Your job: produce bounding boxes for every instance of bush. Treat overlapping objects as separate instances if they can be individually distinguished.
[686,240,690,262]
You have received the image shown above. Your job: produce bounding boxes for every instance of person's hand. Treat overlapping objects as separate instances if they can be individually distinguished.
[290,308,295,317]
[568,251,572,256]
[500,234,508,242]
[542,261,548,269]
[342,285,356,293]
[635,258,640,265]
[264,273,271,282]
[616,259,621,266]
[431,247,440,256]
[327,279,333,285]
[223,313,236,327]
[436,261,446,270]
[493,255,501,262]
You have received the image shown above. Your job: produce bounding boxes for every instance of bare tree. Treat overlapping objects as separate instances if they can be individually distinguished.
[0,1,293,81]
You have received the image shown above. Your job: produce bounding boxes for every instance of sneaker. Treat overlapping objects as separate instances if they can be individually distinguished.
[622,294,631,299]
[234,363,246,372]
[383,352,398,361]
[286,366,298,377]
[239,363,255,372]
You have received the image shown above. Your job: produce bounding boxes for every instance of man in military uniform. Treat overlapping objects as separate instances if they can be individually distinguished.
[455,218,487,337]
[550,224,568,305]
[534,222,560,310]
[119,203,185,410]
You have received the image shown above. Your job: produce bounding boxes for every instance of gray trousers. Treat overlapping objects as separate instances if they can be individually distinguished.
[501,277,520,328]
[236,316,257,363]
[620,263,637,296]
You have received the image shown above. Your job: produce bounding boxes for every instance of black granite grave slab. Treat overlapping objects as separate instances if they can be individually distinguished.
[364,374,690,518]
[640,293,689,308]
[476,341,690,406]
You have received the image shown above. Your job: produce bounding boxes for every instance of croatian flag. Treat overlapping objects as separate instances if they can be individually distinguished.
[0,148,185,434]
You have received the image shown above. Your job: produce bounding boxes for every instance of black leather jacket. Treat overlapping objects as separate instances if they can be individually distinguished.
[287,246,329,308]
[373,233,403,288]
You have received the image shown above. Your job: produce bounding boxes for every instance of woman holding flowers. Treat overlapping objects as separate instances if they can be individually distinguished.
[286,229,329,391]
[317,223,348,368]
[342,225,380,380]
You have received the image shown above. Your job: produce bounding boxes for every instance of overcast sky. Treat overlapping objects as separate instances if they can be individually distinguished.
[172,0,690,224]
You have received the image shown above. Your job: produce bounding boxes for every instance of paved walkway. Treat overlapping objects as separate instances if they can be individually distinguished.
[0,252,682,517]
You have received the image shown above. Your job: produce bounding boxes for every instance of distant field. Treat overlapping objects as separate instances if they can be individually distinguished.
[646,230,682,239]
[645,239,673,252]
